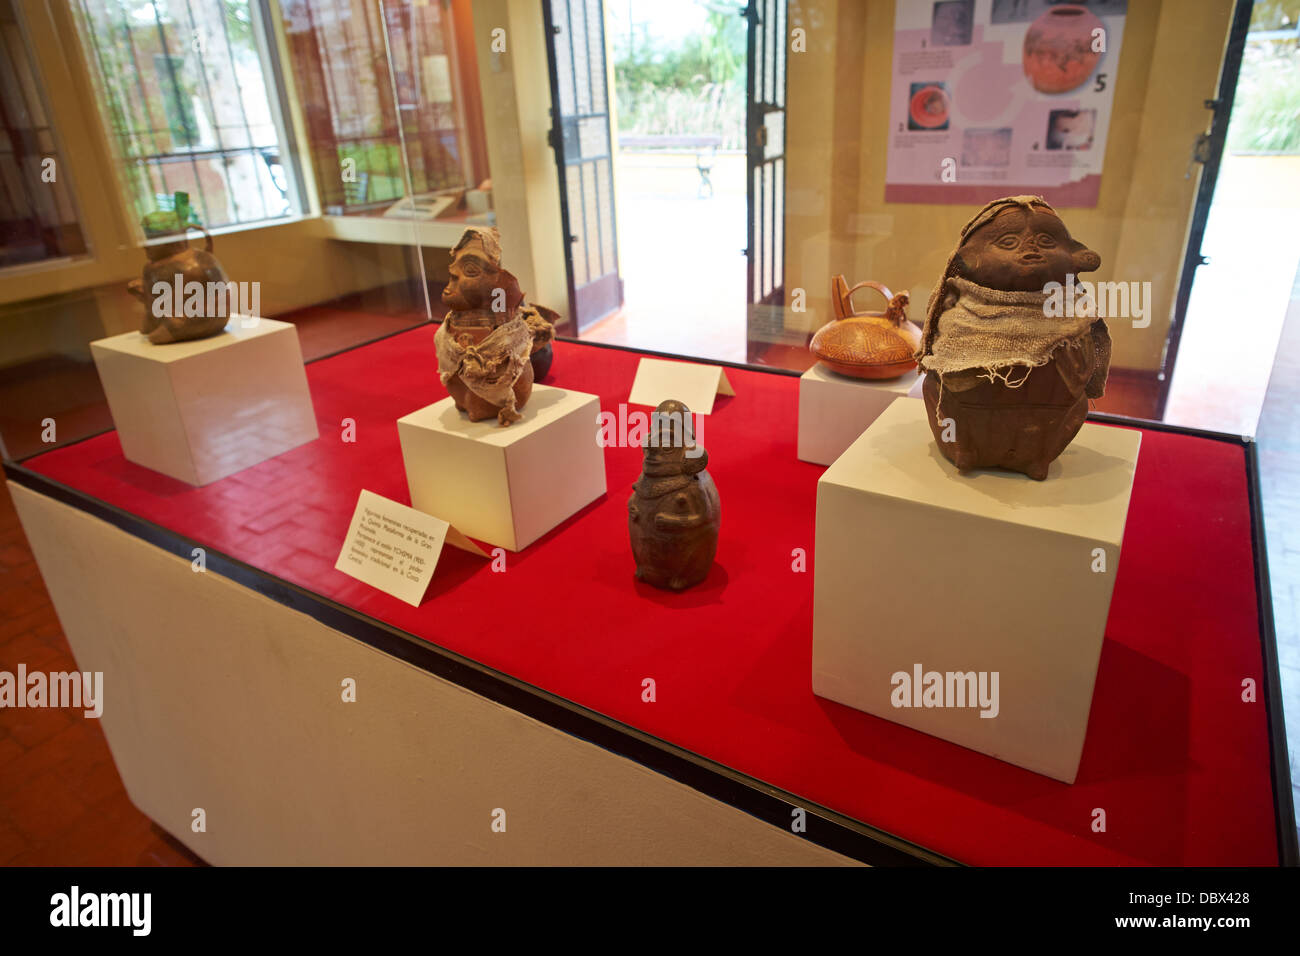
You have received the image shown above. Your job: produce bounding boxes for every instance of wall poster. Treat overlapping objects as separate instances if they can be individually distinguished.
[885,0,1128,206]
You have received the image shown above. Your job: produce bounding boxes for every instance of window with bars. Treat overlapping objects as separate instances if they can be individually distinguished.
[279,0,488,216]
[0,0,88,269]
[72,0,302,231]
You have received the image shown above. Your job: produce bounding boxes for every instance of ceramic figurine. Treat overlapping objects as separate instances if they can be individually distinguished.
[435,227,535,425]
[916,195,1110,480]
[628,400,720,591]
[811,278,919,379]
[524,303,559,381]
[126,194,231,344]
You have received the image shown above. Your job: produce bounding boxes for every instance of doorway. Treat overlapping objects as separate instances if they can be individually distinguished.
[1164,1,1300,436]
[543,0,785,363]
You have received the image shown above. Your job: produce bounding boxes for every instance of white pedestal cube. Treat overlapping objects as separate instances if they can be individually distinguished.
[397,385,606,552]
[90,318,318,486]
[797,363,924,465]
[812,399,1141,783]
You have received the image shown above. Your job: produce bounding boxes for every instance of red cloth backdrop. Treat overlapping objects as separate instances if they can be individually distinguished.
[24,329,1279,865]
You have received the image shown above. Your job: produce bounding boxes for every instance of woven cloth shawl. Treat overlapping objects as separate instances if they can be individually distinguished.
[434,314,532,424]
[917,196,1109,395]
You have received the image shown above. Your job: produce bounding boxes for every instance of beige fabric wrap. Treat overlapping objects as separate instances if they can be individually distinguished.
[434,315,532,424]
[916,195,1110,397]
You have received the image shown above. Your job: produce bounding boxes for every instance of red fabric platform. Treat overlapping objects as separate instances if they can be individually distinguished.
[22,329,1279,865]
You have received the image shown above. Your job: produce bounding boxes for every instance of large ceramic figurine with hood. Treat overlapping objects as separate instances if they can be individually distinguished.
[916,195,1110,480]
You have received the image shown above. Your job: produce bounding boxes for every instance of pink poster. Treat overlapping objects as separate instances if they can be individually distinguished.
[885,0,1127,207]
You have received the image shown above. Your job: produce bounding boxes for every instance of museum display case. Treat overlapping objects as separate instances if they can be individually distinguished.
[0,0,1296,869]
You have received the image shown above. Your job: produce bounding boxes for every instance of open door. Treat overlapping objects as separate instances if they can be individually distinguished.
[542,0,623,332]
[1158,0,1254,418]
[746,0,787,307]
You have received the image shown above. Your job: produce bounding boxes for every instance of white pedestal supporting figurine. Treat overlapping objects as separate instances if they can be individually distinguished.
[398,385,606,552]
[811,399,1141,783]
[797,363,925,465]
[90,318,319,486]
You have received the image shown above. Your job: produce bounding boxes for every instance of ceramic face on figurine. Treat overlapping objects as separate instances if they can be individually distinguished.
[435,227,536,425]
[916,195,1110,480]
[126,194,232,345]
[628,400,720,591]
[810,278,919,379]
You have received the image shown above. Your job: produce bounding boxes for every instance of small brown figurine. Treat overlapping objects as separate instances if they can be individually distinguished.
[811,278,919,379]
[916,195,1111,480]
[525,304,560,381]
[628,400,720,591]
[435,227,536,425]
[127,197,232,344]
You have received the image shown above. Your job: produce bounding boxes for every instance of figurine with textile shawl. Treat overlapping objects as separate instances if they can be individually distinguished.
[916,195,1111,480]
[434,227,557,425]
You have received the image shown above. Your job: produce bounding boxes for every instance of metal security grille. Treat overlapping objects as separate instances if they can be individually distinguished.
[280,0,482,215]
[0,0,88,268]
[72,0,301,229]
[544,0,622,331]
[746,0,785,307]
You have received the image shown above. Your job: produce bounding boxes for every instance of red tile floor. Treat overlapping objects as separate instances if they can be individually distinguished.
[0,483,204,865]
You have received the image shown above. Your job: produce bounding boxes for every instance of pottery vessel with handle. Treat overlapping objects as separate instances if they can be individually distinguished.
[810,277,921,380]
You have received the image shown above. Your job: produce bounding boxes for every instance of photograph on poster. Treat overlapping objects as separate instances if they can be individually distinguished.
[1046,108,1096,150]
[931,0,975,46]
[887,0,1126,203]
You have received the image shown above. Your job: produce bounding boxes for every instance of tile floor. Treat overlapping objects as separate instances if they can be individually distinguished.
[0,484,204,865]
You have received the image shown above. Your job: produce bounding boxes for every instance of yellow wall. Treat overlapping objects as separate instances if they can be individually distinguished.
[784,0,1236,372]
[471,0,569,323]
[0,0,414,367]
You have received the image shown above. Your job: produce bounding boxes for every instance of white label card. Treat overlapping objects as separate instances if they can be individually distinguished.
[335,490,485,607]
[627,358,734,415]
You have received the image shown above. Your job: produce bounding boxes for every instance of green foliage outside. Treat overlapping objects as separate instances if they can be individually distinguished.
[1249,0,1300,33]
[1228,37,1300,154]
[77,0,260,226]
[336,142,405,204]
[613,3,746,149]
[335,135,461,207]
[141,191,200,235]
[1228,1,1300,153]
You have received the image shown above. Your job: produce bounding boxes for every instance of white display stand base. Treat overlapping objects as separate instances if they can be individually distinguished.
[9,480,851,865]
[812,399,1140,783]
[797,363,924,465]
[398,385,606,552]
[90,318,318,486]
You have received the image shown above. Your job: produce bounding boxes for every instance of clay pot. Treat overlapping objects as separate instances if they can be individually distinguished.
[530,341,554,381]
[528,304,561,381]
[1022,4,1103,95]
[810,278,921,379]
[126,225,231,344]
[628,400,720,591]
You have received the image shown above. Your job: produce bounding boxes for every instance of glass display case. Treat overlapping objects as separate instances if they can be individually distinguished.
[0,0,1297,869]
